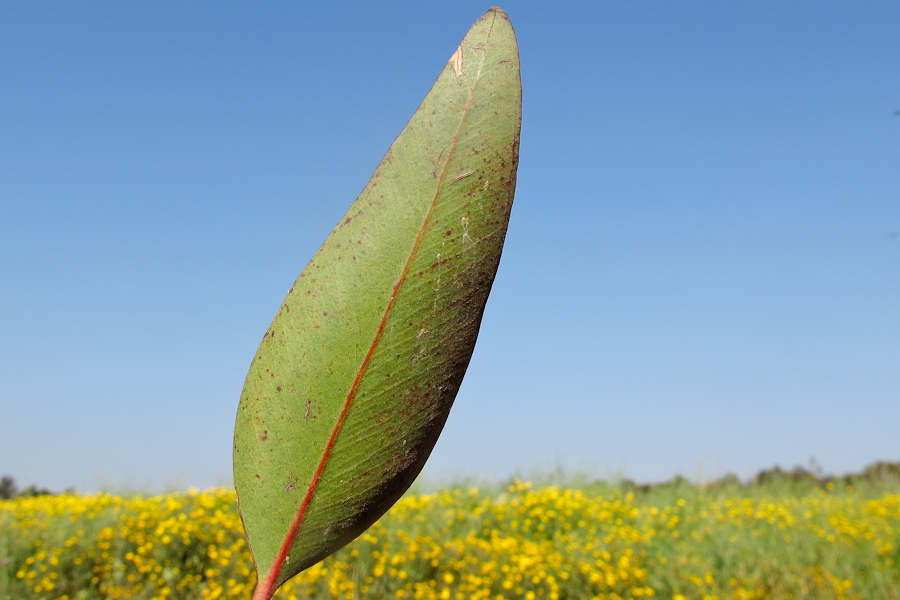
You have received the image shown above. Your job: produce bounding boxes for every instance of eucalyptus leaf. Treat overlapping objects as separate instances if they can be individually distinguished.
[233,8,521,599]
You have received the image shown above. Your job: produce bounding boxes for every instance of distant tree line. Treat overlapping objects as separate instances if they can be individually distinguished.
[617,460,900,496]
[4,461,900,500]
[0,475,54,500]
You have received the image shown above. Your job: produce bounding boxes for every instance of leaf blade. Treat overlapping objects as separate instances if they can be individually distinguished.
[233,8,521,598]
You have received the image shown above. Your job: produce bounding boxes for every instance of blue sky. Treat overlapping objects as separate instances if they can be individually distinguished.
[1,1,898,492]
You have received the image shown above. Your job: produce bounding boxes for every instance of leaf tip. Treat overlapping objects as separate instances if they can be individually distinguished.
[487,6,513,19]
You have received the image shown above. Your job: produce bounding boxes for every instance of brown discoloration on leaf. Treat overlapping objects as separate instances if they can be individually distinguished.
[449,45,464,83]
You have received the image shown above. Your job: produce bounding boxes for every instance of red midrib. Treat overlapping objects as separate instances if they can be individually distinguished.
[253,14,496,600]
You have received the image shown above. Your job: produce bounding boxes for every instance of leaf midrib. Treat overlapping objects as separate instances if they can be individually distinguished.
[252,14,497,600]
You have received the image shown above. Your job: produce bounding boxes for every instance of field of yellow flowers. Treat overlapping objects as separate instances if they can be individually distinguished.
[2,479,899,600]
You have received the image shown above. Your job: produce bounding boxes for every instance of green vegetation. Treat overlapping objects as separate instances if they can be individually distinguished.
[2,462,900,600]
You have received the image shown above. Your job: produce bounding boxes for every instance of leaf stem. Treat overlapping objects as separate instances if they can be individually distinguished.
[251,581,274,600]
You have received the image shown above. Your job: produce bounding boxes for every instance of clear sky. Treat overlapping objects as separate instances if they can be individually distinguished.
[1,1,898,493]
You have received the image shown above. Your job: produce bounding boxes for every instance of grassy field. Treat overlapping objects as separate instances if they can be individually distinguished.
[2,466,900,600]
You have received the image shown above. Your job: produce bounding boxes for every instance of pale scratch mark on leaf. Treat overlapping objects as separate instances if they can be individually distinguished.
[430,147,447,178]
[284,472,299,494]
[449,45,463,84]
[451,171,474,184]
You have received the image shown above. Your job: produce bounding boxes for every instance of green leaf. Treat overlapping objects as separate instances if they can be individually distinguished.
[233,8,521,599]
